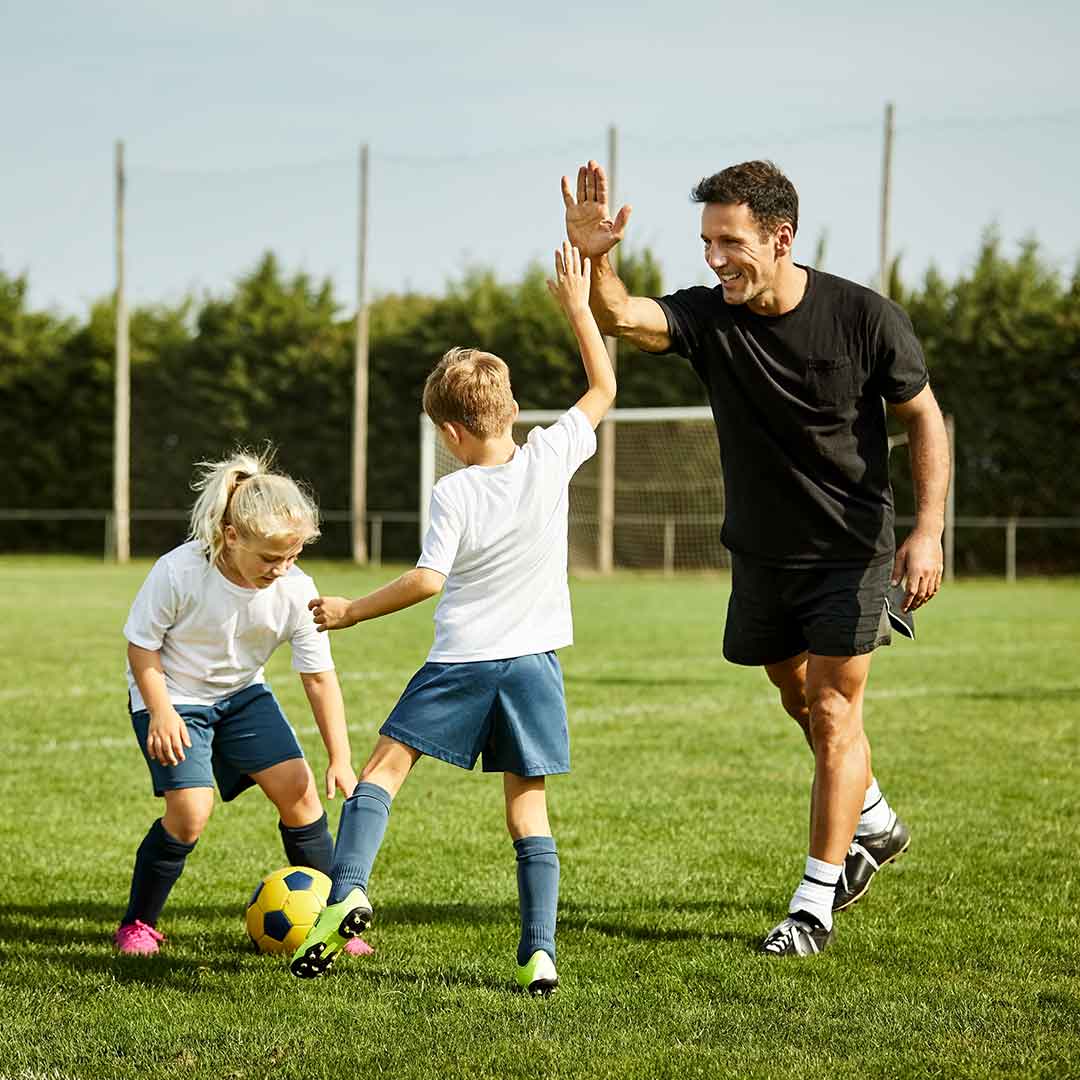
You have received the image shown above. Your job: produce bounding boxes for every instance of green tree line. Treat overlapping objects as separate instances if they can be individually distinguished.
[2,237,1077,571]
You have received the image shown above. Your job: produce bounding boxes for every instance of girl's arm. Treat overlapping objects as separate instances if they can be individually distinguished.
[128,642,191,766]
[299,669,357,799]
[309,567,446,632]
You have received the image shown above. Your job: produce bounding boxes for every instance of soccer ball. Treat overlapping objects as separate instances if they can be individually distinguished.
[245,865,331,954]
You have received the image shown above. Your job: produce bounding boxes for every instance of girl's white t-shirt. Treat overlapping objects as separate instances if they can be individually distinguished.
[124,541,333,710]
[418,406,597,663]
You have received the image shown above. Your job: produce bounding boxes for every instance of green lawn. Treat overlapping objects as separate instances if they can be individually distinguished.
[1,557,1077,1079]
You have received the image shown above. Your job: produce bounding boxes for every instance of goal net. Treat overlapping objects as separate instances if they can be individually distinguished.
[418,406,728,573]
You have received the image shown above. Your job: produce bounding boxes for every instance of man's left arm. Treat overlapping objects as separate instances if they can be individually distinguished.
[888,384,950,612]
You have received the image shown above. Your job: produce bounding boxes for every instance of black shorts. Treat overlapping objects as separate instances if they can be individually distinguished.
[723,554,892,666]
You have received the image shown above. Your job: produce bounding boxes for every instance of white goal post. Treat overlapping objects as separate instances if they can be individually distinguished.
[419,406,727,574]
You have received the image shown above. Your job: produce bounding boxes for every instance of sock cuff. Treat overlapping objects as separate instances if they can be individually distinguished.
[514,834,557,861]
[153,818,197,856]
[351,781,393,812]
[804,855,842,885]
[863,778,883,812]
[278,811,329,838]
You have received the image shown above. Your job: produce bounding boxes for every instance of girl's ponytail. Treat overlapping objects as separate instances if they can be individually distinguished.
[188,447,319,565]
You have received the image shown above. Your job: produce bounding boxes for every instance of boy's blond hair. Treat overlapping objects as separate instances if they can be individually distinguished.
[422,347,515,438]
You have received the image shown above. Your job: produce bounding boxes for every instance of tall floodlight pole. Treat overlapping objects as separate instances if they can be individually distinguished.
[351,143,370,564]
[878,102,895,296]
[113,139,131,563]
[597,123,618,574]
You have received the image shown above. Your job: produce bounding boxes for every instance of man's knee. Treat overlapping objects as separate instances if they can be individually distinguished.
[808,688,862,757]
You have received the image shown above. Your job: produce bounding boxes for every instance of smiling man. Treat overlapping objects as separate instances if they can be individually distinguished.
[561,158,950,956]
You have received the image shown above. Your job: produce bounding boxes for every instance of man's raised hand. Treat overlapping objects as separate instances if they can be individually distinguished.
[561,159,632,258]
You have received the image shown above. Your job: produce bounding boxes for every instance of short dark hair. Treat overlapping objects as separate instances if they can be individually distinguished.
[690,160,799,238]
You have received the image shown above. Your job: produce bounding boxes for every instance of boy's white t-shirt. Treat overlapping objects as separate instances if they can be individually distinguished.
[124,540,333,710]
[418,406,597,663]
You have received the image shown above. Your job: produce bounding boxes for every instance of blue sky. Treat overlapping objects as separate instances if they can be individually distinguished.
[3,0,1078,316]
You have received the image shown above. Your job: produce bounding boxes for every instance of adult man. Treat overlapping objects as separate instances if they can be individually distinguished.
[562,159,949,956]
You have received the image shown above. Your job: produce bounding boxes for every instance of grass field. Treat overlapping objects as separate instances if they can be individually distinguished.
[1,557,1078,1080]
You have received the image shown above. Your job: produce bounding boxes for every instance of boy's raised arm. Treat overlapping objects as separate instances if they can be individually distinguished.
[547,241,616,430]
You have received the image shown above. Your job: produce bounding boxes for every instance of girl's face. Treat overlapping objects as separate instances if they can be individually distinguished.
[220,526,305,589]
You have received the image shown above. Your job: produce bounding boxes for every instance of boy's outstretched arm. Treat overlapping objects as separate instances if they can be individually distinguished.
[309,567,445,631]
[547,240,617,430]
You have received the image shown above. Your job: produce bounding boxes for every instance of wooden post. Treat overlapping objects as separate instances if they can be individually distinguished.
[113,139,131,563]
[597,123,618,573]
[879,102,894,296]
[1005,516,1017,583]
[944,414,956,583]
[351,144,370,564]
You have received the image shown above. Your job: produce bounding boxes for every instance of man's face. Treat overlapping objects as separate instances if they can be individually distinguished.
[700,202,780,306]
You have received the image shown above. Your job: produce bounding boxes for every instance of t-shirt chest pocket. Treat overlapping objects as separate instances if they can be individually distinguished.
[804,353,858,407]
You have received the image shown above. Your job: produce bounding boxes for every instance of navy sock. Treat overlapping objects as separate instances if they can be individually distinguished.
[514,835,559,966]
[279,811,334,876]
[328,782,392,904]
[121,819,197,927]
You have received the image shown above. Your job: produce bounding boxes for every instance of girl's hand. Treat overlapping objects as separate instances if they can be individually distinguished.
[146,708,191,766]
[546,240,592,318]
[309,595,357,632]
[325,760,358,799]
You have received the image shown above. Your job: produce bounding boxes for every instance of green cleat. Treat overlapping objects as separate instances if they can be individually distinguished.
[516,949,558,996]
[290,887,373,979]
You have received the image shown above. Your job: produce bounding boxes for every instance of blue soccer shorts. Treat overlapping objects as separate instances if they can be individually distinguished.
[129,683,306,802]
[380,651,569,777]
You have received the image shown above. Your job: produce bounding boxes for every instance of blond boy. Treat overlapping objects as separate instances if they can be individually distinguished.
[291,243,614,994]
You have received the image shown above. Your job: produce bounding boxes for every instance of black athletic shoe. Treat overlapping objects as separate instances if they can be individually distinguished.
[760,913,833,957]
[833,815,911,912]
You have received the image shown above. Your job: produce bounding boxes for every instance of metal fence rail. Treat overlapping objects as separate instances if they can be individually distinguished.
[2,510,1077,579]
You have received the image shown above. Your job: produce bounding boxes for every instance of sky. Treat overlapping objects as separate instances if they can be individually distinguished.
[3,0,1079,317]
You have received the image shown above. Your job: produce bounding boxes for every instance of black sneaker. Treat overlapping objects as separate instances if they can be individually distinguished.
[834,815,911,912]
[760,913,833,957]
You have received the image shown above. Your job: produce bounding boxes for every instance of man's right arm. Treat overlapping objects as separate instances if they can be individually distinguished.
[589,253,671,353]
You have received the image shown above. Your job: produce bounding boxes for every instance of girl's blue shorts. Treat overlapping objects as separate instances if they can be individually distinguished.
[130,683,306,802]
[380,651,569,777]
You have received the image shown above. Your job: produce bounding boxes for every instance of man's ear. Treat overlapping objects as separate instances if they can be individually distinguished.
[774,222,795,259]
[511,400,519,423]
[440,421,461,447]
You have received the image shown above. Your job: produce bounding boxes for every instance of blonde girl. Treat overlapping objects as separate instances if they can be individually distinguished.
[115,448,365,956]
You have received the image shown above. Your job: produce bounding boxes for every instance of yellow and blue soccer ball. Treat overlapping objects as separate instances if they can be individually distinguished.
[245,865,332,954]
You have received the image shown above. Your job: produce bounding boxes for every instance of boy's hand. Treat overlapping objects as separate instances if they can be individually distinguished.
[547,241,592,317]
[561,160,632,258]
[146,707,191,766]
[309,596,357,632]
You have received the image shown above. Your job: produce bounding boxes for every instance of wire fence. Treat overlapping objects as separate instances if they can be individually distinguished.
[3,509,1077,580]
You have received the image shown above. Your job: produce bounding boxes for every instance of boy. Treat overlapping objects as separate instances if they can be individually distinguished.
[290,242,614,993]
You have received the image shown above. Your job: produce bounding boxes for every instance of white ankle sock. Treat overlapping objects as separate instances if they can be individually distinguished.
[788,855,842,932]
[857,778,895,837]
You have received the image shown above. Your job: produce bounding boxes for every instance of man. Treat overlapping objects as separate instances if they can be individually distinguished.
[561,159,949,956]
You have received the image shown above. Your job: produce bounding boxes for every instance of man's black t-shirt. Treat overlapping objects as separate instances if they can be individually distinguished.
[654,266,928,567]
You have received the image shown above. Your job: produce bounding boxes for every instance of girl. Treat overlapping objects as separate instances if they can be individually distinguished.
[115,448,368,957]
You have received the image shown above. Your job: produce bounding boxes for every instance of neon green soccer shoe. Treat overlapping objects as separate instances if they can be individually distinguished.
[516,949,558,996]
[290,888,373,979]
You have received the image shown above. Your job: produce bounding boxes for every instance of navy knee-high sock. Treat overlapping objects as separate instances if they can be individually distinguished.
[279,811,334,876]
[328,782,392,903]
[514,835,559,966]
[121,819,197,927]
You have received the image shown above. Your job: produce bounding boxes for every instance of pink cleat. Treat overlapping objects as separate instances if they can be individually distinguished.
[114,920,165,955]
[343,936,374,957]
